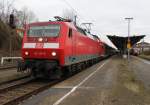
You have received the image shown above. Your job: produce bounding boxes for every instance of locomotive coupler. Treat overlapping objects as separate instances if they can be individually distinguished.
[17,60,28,72]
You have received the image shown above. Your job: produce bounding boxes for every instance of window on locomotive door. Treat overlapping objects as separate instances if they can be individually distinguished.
[68,28,72,38]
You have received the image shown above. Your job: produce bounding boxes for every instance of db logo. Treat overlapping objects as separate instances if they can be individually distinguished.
[36,43,44,48]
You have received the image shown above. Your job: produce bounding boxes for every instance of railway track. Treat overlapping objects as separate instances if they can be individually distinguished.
[0,67,90,105]
[0,76,34,93]
[0,77,64,105]
[0,57,110,105]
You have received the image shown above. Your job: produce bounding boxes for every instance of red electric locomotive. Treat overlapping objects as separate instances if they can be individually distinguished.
[18,16,105,78]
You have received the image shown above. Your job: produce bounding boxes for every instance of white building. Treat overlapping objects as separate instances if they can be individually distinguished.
[133,42,150,53]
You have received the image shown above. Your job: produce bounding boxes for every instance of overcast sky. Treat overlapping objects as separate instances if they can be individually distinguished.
[14,0,150,47]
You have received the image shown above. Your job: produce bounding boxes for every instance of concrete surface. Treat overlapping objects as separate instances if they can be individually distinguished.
[20,56,150,105]
[131,56,150,89]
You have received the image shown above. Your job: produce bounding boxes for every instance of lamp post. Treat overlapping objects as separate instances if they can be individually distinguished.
[125,17,133,62]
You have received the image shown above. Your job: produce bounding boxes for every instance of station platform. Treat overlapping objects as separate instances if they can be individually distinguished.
[21,56,150,105]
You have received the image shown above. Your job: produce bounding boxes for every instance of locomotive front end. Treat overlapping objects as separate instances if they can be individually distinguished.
[18,22,64,78]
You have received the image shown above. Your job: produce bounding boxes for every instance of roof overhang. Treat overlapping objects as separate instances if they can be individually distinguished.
[107,35,145,51]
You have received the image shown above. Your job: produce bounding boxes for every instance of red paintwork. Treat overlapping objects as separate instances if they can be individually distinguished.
[22,21,105,66]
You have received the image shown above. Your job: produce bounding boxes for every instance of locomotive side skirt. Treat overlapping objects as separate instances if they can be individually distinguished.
[65,54,100,65]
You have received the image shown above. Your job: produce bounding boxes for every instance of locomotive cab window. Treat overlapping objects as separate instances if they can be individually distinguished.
[27,24,60,37]
[68,28,72,38]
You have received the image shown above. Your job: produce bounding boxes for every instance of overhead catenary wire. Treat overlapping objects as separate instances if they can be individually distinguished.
[59,0,92,25]
[61,0,78,15]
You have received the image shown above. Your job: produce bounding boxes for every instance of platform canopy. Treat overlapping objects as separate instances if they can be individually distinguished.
[107,35,145,52]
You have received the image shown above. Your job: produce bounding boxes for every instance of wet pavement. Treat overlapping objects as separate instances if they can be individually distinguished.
[20,56,150,105]
[131,56,150,89]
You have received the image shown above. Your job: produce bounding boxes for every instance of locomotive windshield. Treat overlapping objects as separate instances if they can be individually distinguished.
[27,24,60,37]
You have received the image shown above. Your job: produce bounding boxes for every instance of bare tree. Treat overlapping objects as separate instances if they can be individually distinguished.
[0,0,15,23]
[0,0,38,27]
[15,7,38,28]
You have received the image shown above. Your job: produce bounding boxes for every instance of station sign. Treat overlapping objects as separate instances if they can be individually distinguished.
[127,40,131,49]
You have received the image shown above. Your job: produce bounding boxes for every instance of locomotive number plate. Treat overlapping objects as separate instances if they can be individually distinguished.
[36,43,44,48]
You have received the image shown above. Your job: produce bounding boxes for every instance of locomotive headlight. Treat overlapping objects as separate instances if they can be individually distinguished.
[51,52,56,56]
[38,38,43,42]
[25,51,29,56]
